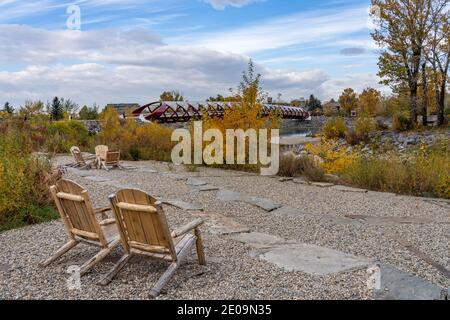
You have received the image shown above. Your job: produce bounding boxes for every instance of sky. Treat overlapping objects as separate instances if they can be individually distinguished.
[0,0,387,108]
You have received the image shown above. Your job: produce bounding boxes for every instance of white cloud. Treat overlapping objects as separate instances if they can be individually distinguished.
[171,6,372,54]
[0,24,334,106]
[201,0,261,10]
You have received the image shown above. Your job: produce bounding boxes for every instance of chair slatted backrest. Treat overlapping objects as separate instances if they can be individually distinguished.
[95,145,109,160]
[51,179,106,246]
[110,189,176,260]
[105,151,120,166]
[70,147,86,166]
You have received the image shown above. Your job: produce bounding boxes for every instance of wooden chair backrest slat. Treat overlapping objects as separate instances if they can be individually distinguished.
[110,189,176,259]
[105,151,120,165]
[52,179,106,246]
[95,145,109,160]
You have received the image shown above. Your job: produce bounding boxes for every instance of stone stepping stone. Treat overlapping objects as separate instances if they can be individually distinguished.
[217,189,282,212]
[331,185,368,193]
[136,168,158,173]
[186,178,208,186]
[271,207,361,226]
[205,213,250,235]
[100,181,136,189]
[271,206,309,218]
[232,232,289,249]
[257,243,372,276]
[86,176,111,183]
[161,199,204,211]
[374,264,445,300]
[311,182,334,188]
[279,177,294,182]
[195,185,220,192]
[345,215,445,226]
[160,172,187,181]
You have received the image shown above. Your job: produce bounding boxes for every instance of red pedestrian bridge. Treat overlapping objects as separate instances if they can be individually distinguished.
[132,101,311,123]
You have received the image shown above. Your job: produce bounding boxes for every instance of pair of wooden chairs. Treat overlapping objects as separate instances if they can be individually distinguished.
[41,179,206,297]
[70,146,122,171]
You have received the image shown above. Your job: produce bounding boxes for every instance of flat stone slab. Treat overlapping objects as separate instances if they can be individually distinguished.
[195,185,220,192]
[162,199,204,211]
[86,176,112,183]
[271,206,309,218]
[311,182,334,188]
[232,232,288,249]
[331,185,368,193]
[217,189,282,212]
[345,215,445,226]
[374,264,444,300]
[136,168,158,173]
[271,207,362,226]
[195,212,250,235]
[186,178,208,186]
[258,243,371,275]
[100,181,136,189]
[160,172,187,181]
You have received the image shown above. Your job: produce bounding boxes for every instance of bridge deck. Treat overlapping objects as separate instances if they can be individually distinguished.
[132,101,311,123]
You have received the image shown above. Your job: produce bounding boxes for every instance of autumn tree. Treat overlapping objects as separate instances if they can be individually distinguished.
[426,1,450,125]
[160,90,184,101]
[78,105,99,120]
[371,0,438,124]
[358,88,383,115]
[338,88,359,116]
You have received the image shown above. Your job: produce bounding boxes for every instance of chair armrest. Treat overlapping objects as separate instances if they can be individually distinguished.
[171,218,204,238]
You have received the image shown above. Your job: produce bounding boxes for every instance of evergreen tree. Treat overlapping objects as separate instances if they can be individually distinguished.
[50,97,63,121]
[305,94,322,111]
[3,102,14,114]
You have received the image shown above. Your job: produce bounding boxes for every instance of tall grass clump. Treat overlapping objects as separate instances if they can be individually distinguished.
[0,130,59,231]
[341,141,449,199]
[279,153,326,181]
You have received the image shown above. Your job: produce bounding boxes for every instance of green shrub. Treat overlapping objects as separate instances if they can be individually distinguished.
[0,131,59,231]
[392,112,413,132]
[322,117,348,139]
[45,121,92,153]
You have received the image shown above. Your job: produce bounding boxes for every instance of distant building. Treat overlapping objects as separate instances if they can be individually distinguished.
[105,103,140,116]
[291,97,306,108]
[323,99,341,114]
[267,97,273,104]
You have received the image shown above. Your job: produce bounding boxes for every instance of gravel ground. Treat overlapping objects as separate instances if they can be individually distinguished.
[0,156,448,300]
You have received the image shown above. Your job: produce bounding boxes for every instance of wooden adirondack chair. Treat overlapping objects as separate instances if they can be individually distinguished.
[40,179,120,276]
[100,189,206,297]
[95,145,109,161]
[70,146,96,169]
[99,150,123,171]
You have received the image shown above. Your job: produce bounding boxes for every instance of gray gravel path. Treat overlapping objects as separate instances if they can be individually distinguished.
[0,156,448,300]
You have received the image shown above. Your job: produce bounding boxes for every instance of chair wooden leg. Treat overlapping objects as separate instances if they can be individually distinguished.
[149,238,195,298]
[79,239,120,276]
[194,229,206,265]
[40,240,78,267]
[150,262,179,298]
[99,253,132,286]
